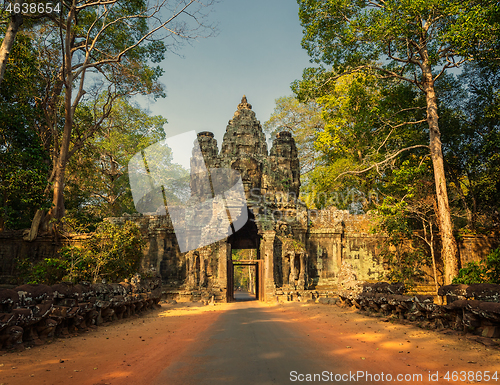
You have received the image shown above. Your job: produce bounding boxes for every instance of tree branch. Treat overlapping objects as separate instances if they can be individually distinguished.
[334,144,429,181]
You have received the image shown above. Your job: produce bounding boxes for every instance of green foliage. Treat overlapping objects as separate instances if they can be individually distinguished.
[453,262,487,285]
[380,248,430,288]
[445,0,500,60]
[83,220,145,283]
[282,238,306,253]
[453,248,500,284]
[294,0,499,284]
[69,0,167,99]
[373,159,438,287]
[440,61,500,231]
[297,0,499,71]
[293,0,496,206]
[64,97,167,223]
[16,221,145,284]
[16,257,69,286]
[263,96,324,191]
[374,198,433,289]
[290,67,428,211]
[232,249,256,291]
[0,32,51,229]
[486,248,500,283]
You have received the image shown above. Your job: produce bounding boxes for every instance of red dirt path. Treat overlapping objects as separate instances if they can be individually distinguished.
[0,303,223,385]
[0,301,499,385]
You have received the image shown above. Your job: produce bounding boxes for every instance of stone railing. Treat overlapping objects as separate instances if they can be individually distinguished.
[325,282,500,340]
[0,277,162,350]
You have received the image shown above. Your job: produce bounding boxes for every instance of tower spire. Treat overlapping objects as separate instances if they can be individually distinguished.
[237,95,252,110]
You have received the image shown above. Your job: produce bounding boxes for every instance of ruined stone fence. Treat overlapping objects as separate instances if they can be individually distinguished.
[322,282,500,340]
[0,277,162,350]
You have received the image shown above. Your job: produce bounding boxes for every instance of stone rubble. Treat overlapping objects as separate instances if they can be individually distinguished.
[0,276,162,351]
[322,281,500,342]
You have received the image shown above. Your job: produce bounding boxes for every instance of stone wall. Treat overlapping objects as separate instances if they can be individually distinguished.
[0,219,498,295]
[305,208,499,290]
[0,277,162,350]
[0,230,91,285]
[459,235,499,266]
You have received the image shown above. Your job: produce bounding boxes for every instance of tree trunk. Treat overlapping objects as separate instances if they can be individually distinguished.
[28,5,76,239]
[428,221,441,304]
[421,61,459,285]
[24,209,45,241]
[0,0,23,86]
[47,6,75,224]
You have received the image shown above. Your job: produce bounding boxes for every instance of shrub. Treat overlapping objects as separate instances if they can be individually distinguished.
[16,257,68,285]
[16,220,145,284]
[453,247,500,284]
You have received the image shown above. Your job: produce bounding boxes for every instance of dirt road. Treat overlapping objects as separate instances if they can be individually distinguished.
[153,299,362,385]
[1,297,499,385]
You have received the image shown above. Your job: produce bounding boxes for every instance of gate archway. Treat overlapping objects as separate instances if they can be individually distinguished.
[226,209,265,301]
[227,258,264,301]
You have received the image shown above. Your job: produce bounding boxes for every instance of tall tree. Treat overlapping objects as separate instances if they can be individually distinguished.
[0,0,24,85]
[441,62,500,230]
[295,0,492,283]
[0,0,60,86]
[0,29,50,230]
[310,72,428,211]
[22,0,216,239]
[374,158,442,291]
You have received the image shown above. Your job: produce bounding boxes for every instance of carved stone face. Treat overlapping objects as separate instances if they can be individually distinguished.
[231,159,262,190]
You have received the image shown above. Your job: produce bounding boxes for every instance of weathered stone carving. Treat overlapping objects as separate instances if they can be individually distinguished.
[329,282,500,342]
[0,277,162,351]
[103,96,391,301]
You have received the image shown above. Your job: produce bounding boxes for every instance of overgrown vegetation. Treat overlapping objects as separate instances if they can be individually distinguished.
[264,1,500,285]
[453,248,500,284]
[2,1,500,288]
[0,0,216,235]
[16,221,145,285]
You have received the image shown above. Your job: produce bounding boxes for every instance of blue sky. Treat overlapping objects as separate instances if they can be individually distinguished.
[138,0,313,145]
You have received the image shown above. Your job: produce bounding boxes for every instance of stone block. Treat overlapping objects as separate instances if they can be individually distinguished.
[481,326,500,338]
[317,297,331,305]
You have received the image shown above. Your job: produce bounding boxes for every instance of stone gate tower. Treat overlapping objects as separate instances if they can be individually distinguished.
[195,95,300,199]
[110,96,384,302]
[180,95,309,301]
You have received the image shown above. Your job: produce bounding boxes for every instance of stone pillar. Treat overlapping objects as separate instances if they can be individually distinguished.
[261,231,277,300]
[289,252,296,286]
[193,251,200,287]
[282,253,290,285]
[186,252,195,289]
[218,240,231,301]
[297,252,307,289]
[199,257,207,288]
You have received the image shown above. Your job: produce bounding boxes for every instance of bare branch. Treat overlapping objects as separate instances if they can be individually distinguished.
[367,0,385,9]
[333,144,429,181]
[433,56,468,82]
[388,41,419,66]
[74,0,200,78]
[368,65,419,85]
[76,0,119,10]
